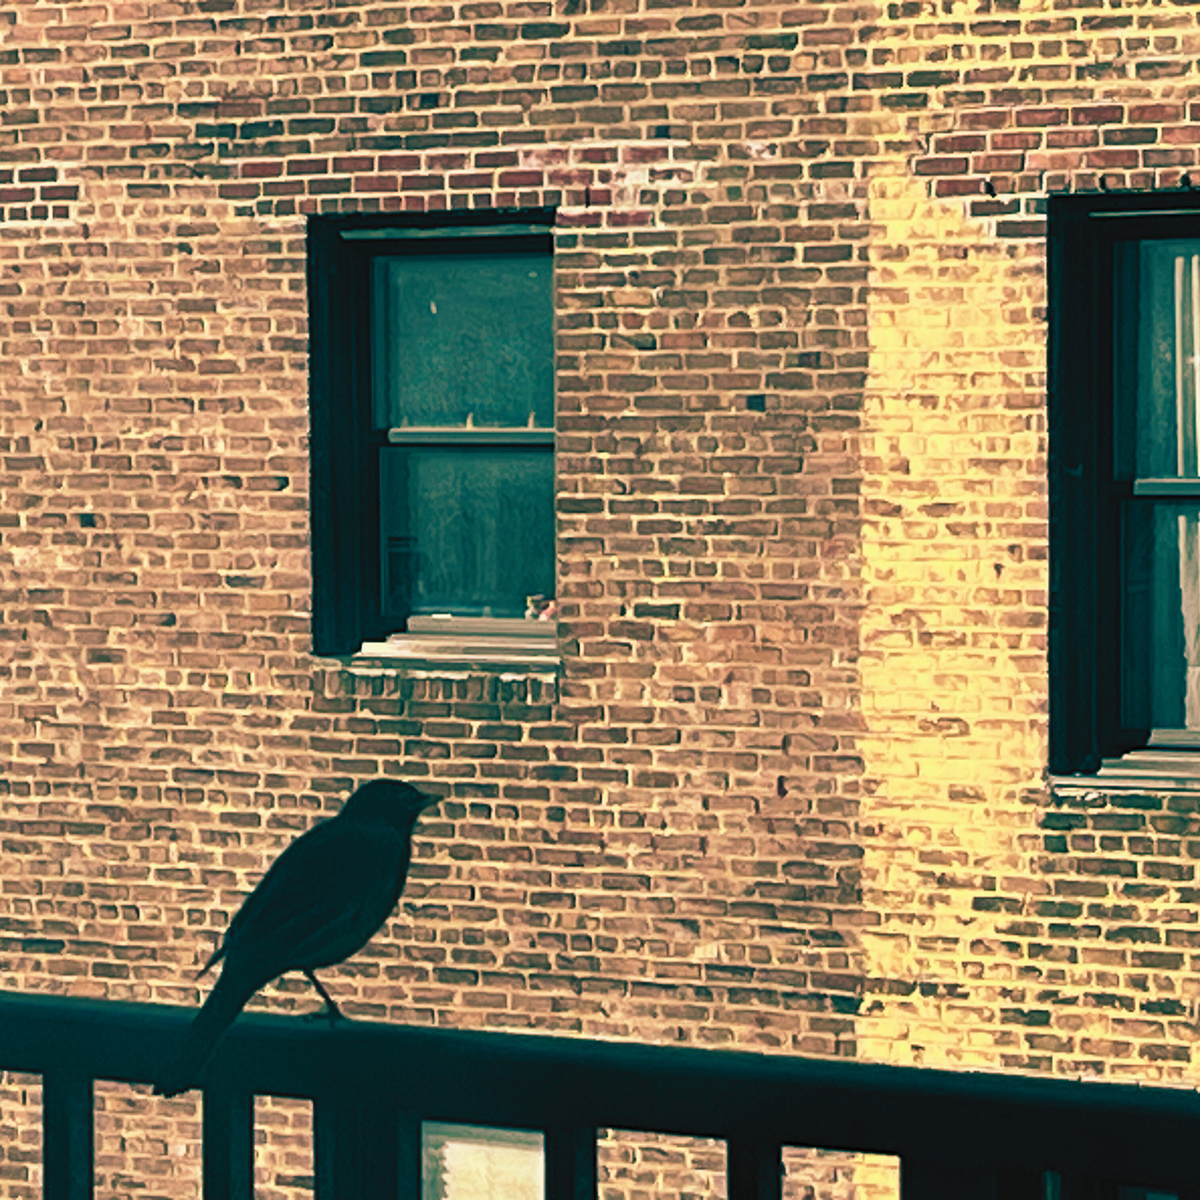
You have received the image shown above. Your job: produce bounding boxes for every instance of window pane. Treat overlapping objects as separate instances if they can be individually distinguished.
[381,445,554,620]
[1123,501,1200,729]
[372,250,553,430]
[1115,238,1200,478]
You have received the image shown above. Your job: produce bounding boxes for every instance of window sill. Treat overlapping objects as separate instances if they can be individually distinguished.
[346,630,560,676]
[1050,749,1200,792]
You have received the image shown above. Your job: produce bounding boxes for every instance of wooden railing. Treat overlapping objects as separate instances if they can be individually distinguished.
[2,990,1199,1200]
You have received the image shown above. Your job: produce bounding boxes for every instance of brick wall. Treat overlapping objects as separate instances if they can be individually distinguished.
[1,0,1200,1193]
[846,0,1200,1087]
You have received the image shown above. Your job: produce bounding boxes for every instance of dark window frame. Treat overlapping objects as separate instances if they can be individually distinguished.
[307,208,556,657]
[1048,191,1200,773]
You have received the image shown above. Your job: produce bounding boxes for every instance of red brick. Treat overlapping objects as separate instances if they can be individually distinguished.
[379,154,421,170]
[1072,104,1123,125]
[497,169,544,187]
[914,156,969,175]
[353,174,399,191]
[287,158,330,175]
[1016,107,1069,126]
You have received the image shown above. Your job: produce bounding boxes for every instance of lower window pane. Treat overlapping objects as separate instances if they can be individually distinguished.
[381,444,554,621]
[1123,501,1200,729]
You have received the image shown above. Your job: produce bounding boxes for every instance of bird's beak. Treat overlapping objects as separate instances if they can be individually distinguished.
[421,793,442,810]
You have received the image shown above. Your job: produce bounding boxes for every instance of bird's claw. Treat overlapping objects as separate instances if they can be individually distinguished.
[304,1001,344,1026]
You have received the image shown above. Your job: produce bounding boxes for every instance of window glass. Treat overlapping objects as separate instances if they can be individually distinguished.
[381,445,554,620]
[372,250,554,430]
[1123,502,1200,730]
[1116,238,1200,479]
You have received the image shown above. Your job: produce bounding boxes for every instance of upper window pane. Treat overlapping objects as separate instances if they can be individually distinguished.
[372,249,554,430]
[1116,238,1200,479]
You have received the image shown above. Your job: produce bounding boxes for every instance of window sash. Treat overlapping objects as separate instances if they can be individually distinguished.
[370,230,555,632]
[379,443,555,624]
[370,247,554,432]
[1115,236,1200,743]
[1115,238,1200,482]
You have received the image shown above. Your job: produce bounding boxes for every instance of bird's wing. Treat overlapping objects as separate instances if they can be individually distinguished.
[218,816,410,979]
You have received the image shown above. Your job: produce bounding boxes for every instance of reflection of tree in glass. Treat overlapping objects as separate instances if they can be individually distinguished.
[422,1125,544,1200]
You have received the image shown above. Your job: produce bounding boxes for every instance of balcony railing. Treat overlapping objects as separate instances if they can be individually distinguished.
[3,989,1200,1200]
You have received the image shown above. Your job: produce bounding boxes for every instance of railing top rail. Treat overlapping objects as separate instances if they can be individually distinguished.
[2,989,1198,1178]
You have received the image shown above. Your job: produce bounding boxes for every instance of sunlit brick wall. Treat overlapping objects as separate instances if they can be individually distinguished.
[849,2,1200,1085]
[1,0,1200,1193]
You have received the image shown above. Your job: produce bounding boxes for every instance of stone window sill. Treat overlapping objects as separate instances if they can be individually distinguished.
[1050,749,1200,792]
[344,619,560,677]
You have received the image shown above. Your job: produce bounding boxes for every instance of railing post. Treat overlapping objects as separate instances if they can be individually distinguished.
[315,1101,420,1199]
[42,1072,92,1200]
[726,1136,782,1200]
[545,1125,597,1200]
[202,1086,254,1200]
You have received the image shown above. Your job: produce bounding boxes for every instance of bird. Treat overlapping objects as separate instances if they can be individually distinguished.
[153,778,439,1097]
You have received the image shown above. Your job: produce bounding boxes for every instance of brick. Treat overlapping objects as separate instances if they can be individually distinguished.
[1072,104,1123,125]
[914,156,969,175]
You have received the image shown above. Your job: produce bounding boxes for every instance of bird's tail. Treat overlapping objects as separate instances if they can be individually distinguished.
[153,972,253,1098]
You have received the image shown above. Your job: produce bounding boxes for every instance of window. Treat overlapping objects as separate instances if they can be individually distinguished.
[1049,193,1200,773]
[308,211,556,658]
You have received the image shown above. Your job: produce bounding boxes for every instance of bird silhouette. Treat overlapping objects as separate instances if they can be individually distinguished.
[153,778,438,1097]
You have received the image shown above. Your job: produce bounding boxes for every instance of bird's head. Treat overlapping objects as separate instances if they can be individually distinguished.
[339,779,440,828]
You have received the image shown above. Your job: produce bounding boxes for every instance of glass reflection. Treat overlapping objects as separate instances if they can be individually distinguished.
[1124,503,1200,729]
[423,1123,544,1200]
[1116,239,1200,479]
[372,251,554,431]
[381,445,555,620]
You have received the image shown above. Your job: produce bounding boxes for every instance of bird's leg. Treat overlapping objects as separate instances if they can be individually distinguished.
[303,970,344,1024]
